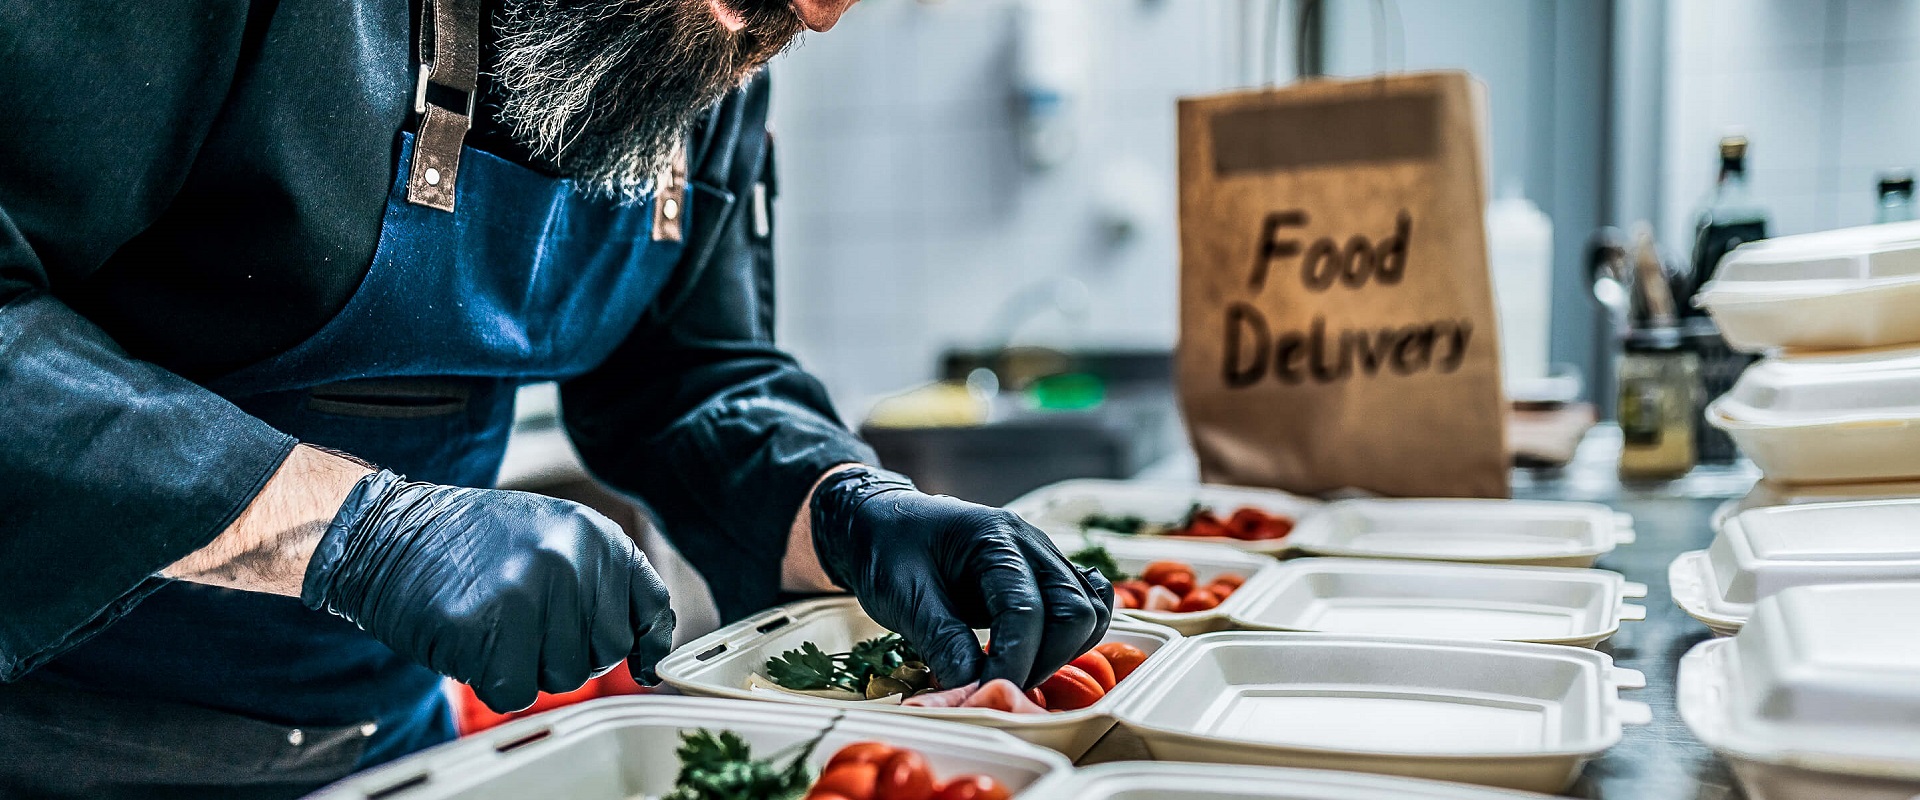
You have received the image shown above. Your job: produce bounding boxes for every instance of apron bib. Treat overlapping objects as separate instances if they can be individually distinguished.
[8,127,685,798]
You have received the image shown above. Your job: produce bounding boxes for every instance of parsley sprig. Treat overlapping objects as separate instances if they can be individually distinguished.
[764,634,925,696]
[1067,543,1129,582]
[664,729,819,800]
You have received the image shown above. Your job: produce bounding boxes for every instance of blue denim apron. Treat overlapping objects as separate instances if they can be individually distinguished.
[35,131,683,775]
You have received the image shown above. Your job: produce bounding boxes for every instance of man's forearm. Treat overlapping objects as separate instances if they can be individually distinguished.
[161,444,373,597]
[781,463,860,593]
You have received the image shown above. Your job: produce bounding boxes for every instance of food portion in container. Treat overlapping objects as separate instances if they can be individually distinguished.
[661,728,1013,800]
[755,632,1148,715]
[1079,503,1295,542]
[1066,545,1245,614]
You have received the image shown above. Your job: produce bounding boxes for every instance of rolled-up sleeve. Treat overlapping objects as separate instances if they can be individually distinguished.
[560,77,875,623]
[0,0,298,680]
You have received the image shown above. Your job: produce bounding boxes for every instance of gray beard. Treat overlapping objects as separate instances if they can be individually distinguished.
[492,0,803,202]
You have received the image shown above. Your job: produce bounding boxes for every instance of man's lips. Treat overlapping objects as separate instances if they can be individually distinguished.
[708,0,749,32]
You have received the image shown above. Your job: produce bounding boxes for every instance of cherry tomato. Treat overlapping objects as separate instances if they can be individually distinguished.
[1115,586,1142,609]
[1205,580,1237,599]
[825,742,896,773]
[1037,665,1105,711]
[1158,572,1195,597]
[813,763,878,800]
[874,749,935,800]
[1025,687,1047,708]
[1208,573,1246,590]
[1094,642,1149,681]
[1068,650,1117,691]
[1175,587,1221,613]
[933,775,1013,800]
[807,793,857,800]
[1139,561,1196,588]
[1178,511,1229,538]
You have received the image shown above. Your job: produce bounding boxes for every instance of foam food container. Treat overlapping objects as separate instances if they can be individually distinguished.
[1671,500,1920,635]
[1711,478,1920,532]
[308,695,1069,800]
[1697,220,1920,351]
[1028,762,1555,799]
[1110,632,1649,794]
[1678,583,1920,800]
[1708,345,1920,483]
[653,597,1180,758]
[1287,499,1634,568]
[1049,531,1279,635]
[1226,558,1645,648]
[1007,478,1324,555]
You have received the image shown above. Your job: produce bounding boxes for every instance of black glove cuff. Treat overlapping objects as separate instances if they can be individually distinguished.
[808,465,915,588]
[300,468,406,617]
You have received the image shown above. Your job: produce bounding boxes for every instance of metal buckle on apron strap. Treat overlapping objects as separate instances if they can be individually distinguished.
[653,142,688,243]
[406,0,480,213]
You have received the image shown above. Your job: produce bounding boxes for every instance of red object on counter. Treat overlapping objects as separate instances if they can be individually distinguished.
[452,659,653,735]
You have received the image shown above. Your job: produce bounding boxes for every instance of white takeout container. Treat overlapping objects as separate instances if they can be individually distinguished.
[1285,499,1634,568]
[1225,558,1645,648]
[1678,583,1920,800]
[1697,220,1920,351]
[1109,632,1650,794]
[1672,500,1920,635]
[1710,478,1920,532]
[1708,345,1920,484]
[1008,478,1324,556]
[307,695,1070,800]
[653,597,1180,758]
[1028,762,1555,799]
[1048,531,1279,635]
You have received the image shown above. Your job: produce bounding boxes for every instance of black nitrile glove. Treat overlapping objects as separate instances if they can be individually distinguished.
[303,470,675,712]
[811,467,1114,690]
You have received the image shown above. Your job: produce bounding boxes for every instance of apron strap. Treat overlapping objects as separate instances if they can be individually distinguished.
[406,0,479,212]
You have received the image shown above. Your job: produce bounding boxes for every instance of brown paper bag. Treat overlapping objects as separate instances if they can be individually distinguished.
[1177,71,1508,498]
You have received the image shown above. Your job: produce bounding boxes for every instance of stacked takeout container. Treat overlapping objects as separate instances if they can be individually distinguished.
[1673,221,1920,799]
[312,480,1653,799]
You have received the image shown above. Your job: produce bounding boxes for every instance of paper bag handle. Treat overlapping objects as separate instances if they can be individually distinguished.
[1268,0,1406,87]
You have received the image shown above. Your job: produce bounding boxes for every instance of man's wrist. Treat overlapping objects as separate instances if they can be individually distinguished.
[161,444,375,598]
[779,463,864,593]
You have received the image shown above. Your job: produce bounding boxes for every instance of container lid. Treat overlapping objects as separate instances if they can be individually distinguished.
[1679,583,1920,777]
[1289,499,1632,563]
[1708,344,1920,426]
[1032,762,1555,799]
[1711,478,1920,532]
[1702,220,1920,289]
[1676,500,1920,631]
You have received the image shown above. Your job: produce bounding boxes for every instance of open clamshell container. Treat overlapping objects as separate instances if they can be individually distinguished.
[1047,531,1280,635]
[1108,632,1649,794]
[653,597,1180,758]
[1027,762,1555,799]
[307,695,1070,800]
[1707,345,1920,484]
[1225,558,1645,648]
[1671,500,1920,636]
[1696,220,1920,352]
[1678,583,1920,800]
[1007,478,1324,556]
[1285,499,1634,568]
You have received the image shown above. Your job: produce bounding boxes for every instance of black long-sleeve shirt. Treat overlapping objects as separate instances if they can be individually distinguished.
[0,0,872,681]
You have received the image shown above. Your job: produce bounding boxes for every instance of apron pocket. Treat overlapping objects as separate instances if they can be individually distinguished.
[306,377,473,419]
[0,677,374,800]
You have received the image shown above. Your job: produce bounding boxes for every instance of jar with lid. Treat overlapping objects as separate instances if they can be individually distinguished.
[1617,327,1700,480]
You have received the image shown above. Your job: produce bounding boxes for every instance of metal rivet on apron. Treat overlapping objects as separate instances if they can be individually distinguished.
[425,167,442,186]
[662,197,680,220]
[360,722,380,737]
[287,728,305,746]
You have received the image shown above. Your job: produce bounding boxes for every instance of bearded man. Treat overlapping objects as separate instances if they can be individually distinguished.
[0,1,1112,795]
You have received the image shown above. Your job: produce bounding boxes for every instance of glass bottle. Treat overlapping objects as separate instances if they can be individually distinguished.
[1687,136,1769,314]
[1618,328,1699,481]
[1877,171,1914,224]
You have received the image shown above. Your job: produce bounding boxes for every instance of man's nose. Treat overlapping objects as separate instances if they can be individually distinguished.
[789,0,857,32]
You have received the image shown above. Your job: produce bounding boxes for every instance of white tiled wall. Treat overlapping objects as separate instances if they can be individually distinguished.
[1661,0,1920,248]
[767,0,1244,412]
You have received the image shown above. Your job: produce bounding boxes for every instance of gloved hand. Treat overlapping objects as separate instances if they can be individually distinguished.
[811,467,1114,690]
[302,470,675,712]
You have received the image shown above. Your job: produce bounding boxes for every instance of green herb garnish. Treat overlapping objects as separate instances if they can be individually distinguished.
[1068,544,1129,582]
[764,634,927,697]
[1078,512,1148,535]
[664,729,817,800]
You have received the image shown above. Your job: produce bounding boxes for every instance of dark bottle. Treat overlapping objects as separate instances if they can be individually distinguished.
[1877,170,1914,224]
[1686,136,1768,314]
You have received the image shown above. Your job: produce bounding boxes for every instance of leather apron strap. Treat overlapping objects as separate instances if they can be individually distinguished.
[406,0,479,212]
